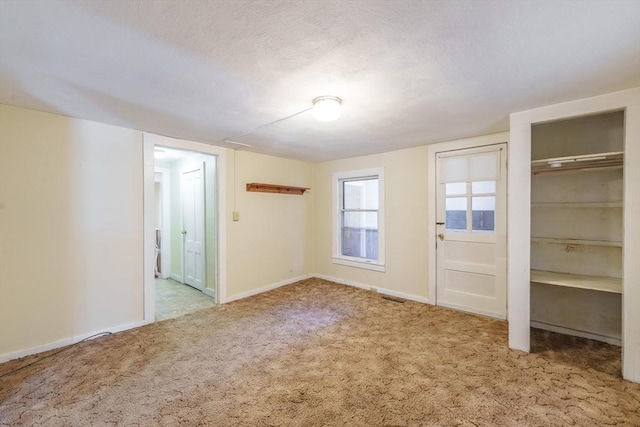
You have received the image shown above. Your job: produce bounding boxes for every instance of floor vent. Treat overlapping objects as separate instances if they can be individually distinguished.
[381,295,406,303]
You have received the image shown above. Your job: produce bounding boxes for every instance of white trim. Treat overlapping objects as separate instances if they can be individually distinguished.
[143,137,156,324]
[436,301,507,320]
[155,167,172,279]
[0,320,146,364]
[143,133,228,312]
[331,257,385,272]
[203,288,216,298]
[169,273,184,283]
[225,275,310,303]
[530,321,621,347]
[332,167,386,271]
[311,273,432,305]
[427,132,510,307]
[508,87,640,383]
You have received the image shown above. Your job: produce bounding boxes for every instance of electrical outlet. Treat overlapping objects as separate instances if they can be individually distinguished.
[233,211,240,221]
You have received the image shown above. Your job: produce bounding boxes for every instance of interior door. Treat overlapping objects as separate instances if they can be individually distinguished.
[436,144,507,319]
[181,164,205,290]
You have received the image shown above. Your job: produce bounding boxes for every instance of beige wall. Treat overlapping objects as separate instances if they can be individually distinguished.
[0,105,144,356]
[312,146,429,300]
[0,105,316,359]
[226,150,313,298]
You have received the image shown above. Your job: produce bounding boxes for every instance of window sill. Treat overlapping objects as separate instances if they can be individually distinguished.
[332,257,386,272]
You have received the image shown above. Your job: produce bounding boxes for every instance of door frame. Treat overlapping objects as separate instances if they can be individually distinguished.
[427,132,510,307]
[435,143,508,319]
[154,167,171,279]
[143,133,227,324]
[508,88,640,383]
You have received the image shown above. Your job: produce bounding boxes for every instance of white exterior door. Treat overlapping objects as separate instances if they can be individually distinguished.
[436,144,507,319]
[181,164,205,290]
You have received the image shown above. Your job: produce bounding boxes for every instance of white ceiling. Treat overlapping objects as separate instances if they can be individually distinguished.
[1,1,639,162]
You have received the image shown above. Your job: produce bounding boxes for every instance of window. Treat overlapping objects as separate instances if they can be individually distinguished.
[333,168,385,271]
[444,180,496,233]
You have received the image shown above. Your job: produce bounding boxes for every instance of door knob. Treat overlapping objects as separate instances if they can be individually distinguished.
[181,230,187,235]
[437,233,445,241]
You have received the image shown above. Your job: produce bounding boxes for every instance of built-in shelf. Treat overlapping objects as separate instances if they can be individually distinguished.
[531,270,622,294]
[531,151,623,174]
[246,183,309,195]
[531,237,622,247]
[531,202,623,208]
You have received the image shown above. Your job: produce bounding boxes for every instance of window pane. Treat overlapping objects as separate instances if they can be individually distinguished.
[343,178,378,210]
[472,196,495,231]
[341,212,378,259]
[446,197,467,231]
[445,182,466,196]
[471,181,496,194]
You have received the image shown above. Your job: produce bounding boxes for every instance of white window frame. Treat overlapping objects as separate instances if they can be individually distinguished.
[332,167,385,272]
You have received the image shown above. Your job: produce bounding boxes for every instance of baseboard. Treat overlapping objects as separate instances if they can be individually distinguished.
[224,275,310,303]
[203,287,215,298]
[169,273,183,283]
[531,320,622,346]
[311,273,432,305]
[437,301,507,320]
[0,319,147,364]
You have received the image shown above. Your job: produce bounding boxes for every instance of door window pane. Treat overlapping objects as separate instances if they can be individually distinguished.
[446,197,467,231]
[472,196,495,231]
[471,181,496,194]
[343,179,378,210]
[445,182,467,196]
[341,212,378,259]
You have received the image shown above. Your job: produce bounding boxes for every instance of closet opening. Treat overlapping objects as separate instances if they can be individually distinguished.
[529,111,624,376]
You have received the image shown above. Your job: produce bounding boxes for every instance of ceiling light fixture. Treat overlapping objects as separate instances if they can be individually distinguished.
[223,95,343,147]
[154,149,166,159]
[312,96,342,122]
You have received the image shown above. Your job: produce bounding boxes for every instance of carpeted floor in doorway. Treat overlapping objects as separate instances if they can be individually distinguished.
[1,278,639,426]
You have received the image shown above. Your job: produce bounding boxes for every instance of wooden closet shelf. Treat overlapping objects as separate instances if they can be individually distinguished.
[531,202,622,208]
[531,237,622,247]
[531,151,623,174]
[531,270,622,294]
[246,183,309,195]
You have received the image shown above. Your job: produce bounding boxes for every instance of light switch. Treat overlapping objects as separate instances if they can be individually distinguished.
[233,211,240,221]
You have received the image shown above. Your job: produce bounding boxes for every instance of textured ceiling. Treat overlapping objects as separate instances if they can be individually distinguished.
[1,1,639,162]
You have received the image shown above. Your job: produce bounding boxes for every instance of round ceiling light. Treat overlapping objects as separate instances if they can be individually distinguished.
[312,96,342,122]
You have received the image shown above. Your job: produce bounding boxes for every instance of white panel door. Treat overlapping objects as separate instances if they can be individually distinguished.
[181,164,205,290]
[436,144,507,319]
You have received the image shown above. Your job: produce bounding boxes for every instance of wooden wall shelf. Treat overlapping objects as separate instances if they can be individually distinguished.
[246,183,309,195]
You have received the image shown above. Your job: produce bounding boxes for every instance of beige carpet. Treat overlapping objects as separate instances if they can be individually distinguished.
[1,278,638,426]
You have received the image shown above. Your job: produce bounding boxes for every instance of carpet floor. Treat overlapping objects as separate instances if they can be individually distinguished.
[1,278,638,426]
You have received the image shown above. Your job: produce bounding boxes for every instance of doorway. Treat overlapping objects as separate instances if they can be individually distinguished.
[427,133,509,319]
[435,144,507,318]
[144,133,227,323]
[181,163,206,290]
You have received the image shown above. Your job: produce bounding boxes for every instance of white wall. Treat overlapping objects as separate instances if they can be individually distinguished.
[0,105,145,357]
[312,146,429,301]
